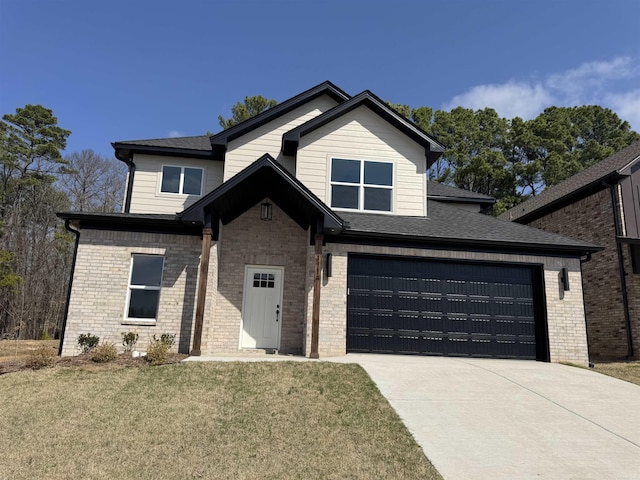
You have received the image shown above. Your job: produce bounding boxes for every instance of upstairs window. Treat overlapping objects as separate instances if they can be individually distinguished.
[161,166,203,195]
[330,158,393,212]
[125,255,164,322]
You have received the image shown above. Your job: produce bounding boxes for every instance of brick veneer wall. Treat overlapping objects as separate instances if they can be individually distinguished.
[526,189,635,359]
[206,200,308,354]
[304,243,589,366]
[61,230,201,356]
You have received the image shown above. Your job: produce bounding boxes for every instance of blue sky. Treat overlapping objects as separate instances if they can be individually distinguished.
[1,0,639,158]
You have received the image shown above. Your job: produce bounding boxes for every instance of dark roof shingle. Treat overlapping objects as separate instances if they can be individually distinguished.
[339,201,599,254]
[113,135,212,152]
[427,181,495,202]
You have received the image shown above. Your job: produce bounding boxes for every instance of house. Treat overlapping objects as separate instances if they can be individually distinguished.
[57,81,600,365]
[501,141,640,360]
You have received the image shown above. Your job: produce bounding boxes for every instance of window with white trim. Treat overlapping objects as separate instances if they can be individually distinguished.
[160,166,203,195]
[330,158,393,212]
[125,255,164,321]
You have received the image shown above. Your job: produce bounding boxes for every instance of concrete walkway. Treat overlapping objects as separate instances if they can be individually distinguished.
[330,354,640,480]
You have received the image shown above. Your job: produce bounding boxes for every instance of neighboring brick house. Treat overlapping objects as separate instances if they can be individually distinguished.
[58,82,599,365]
[501,141,640,360]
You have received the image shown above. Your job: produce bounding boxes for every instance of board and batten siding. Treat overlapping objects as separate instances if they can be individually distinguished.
[223,95,340,181]
[128,154,223,214]
[296,106,427,216]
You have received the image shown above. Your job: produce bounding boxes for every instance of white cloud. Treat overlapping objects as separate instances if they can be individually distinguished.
[605,89,640,131]
[444,81,553,120]
[168,130,183,138]
[443,56,640,129]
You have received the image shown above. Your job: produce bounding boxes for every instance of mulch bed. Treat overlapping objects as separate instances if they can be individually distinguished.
[0,352,188,376]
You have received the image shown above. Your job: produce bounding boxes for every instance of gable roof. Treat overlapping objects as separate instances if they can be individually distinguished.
[281,90,445,164]
[113,135,213,161]
[209,81,350,160]
[427,180,496,205]
[338,200,599,255]
[501,140,640,223]
[180,153,343,232]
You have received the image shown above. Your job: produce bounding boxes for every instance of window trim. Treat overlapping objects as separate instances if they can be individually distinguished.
[159,164,204,196]
[123,254,164,325]
[329,157,394,213]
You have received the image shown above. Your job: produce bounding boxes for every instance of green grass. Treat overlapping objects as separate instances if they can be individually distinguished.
[0,362,441,480]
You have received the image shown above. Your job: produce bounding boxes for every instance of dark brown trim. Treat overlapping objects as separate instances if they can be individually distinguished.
[282,90,444,165]
[191,228,212,356]
[328,231,601,257]
[309,233,323,359]
[59,220,80,356]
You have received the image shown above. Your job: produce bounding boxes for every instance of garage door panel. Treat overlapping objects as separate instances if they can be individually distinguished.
[347,255,545,360]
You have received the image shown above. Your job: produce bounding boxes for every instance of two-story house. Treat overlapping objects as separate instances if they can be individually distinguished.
[502,141,640,360]
[58,82,599,365]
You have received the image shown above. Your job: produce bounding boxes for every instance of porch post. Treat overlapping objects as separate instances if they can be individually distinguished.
[191,227,212,356]
[310,233,323,359]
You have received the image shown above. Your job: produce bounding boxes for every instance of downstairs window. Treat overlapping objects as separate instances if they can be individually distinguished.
[125,255,164,322]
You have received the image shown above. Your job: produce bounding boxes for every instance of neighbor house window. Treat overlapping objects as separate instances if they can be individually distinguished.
[125,255,164,321]
[330,158,393,212]
[631,244,640,274]
[160,166,203,195]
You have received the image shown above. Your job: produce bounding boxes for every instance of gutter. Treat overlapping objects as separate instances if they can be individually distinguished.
[58,220,80,356]
[607,181,634,358]
[114,147,135,213]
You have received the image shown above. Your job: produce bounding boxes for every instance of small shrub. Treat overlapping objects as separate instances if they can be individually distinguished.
[26,345,57,369]
[41,331,53,341]
[121,331,139,353]
[155,333,176,347]
[78,333,99,353]
[146,333,175,365]
[91,342,118,363]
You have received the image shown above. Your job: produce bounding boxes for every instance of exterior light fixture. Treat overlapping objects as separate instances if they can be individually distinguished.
[560,267,570,291]
[260,202,273,221]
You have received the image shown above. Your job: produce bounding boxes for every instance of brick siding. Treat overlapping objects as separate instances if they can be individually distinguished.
[61,230,201,356]
[527,189,637,359]
[206,200,308,354]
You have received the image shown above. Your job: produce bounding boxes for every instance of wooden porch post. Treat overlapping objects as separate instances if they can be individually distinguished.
[191,227,212,356]
[310,233,323,359]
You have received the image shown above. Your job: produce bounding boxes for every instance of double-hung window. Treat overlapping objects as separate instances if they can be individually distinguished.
[330,158,393,212]
[125,255,164,322]
[160,166,203,195]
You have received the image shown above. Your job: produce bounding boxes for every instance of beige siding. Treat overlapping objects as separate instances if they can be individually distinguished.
[128,154,223,214]
[296,106,427,216]
[223,95,339,181]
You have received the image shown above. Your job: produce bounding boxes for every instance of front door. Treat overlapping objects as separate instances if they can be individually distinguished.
[240,266,284,349]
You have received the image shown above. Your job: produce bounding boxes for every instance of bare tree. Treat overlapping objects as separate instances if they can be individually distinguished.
[59,149,127,212]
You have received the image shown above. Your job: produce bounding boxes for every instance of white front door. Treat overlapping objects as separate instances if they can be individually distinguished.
[240,266,283,349]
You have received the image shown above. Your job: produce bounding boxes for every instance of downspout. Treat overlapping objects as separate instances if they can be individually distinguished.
[58,220,80,356]
[607,182,634,358]
[579,252,594,366]
[115,148,135,213]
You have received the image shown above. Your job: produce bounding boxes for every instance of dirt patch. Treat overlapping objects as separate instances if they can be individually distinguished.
[0,350,188,375]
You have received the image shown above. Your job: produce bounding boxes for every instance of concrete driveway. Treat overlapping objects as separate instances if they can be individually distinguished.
[331,354,640,480]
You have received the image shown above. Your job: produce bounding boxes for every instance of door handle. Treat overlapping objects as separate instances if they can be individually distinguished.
[276,305,280,322]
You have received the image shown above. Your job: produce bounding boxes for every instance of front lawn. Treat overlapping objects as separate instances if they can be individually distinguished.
[593,360,640,386]
[0,361,441,479]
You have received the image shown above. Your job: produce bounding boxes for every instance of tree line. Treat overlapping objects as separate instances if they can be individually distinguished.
[0,105,126,339]
[1,96,637,340]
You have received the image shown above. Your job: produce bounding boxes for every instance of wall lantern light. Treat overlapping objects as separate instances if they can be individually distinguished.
[560,267,570,291]
[260,202,273,221]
